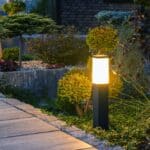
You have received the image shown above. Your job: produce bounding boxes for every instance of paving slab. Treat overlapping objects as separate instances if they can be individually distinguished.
[0,107,32,121]
[0,131,95,150]
[0,98,97,150]
[0,117,58,139]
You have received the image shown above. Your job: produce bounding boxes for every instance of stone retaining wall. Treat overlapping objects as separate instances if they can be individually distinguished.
[0,68,68,99]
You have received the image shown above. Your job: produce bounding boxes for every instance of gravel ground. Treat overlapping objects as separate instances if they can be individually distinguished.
[22,61,49,69]
[21,61,66,70]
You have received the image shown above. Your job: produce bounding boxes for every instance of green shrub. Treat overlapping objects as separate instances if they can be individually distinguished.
[109,71,123,98]
[2,0,26,16]
[22,54,35,61]
[114,24,145,83]
[58,68,92,116]
[2,47,19,61]
[28,27,89,65]
[86,26,118,55]
[95,11,133,26]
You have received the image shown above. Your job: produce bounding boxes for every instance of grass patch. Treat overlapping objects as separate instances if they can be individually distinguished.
[54,99,150,150]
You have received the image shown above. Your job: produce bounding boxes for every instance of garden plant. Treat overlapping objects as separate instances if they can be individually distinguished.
[2,0,26,16]
[28,27,89,66]
[58,68,92,117]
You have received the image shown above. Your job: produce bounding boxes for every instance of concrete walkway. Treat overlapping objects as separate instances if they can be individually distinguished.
[0,98,97,150]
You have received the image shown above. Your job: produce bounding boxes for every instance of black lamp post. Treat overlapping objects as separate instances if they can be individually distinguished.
[92,55,109,130]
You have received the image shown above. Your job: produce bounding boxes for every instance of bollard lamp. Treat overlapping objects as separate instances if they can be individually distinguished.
[92,55,109,130]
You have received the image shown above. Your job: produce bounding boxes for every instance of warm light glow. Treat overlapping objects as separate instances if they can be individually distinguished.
[92,56,109,84]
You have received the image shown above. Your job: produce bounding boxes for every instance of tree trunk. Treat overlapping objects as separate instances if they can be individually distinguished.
[19,35,24,68]
[75,104,83,117]
[84,100,90,113]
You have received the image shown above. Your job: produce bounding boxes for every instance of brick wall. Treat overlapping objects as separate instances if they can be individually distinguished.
[59,0,135,32]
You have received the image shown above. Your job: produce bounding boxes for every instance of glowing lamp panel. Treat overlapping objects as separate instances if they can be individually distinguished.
[92,57,109,84]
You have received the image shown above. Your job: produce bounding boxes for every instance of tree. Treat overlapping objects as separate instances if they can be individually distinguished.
[2,0,26,16]
[1,0,25,59]
[0,13,59,67]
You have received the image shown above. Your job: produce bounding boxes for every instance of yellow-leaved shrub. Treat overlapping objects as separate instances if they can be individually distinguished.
[58,68,92,116]
[86,26,118,55]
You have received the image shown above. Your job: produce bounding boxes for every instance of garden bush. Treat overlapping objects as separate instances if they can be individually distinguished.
[86,26,118,55]
[95,10,133,26]
[109,71,123,98]
[2,47,37,61]
[28,27,89,65]
[114,24,146,83]
[2,0,26,16]
[22,54,35,61]
[58,68,92,116]
[2,47,19,61]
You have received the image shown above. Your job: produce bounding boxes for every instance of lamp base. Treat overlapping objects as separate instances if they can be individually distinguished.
[92,84,109,130]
